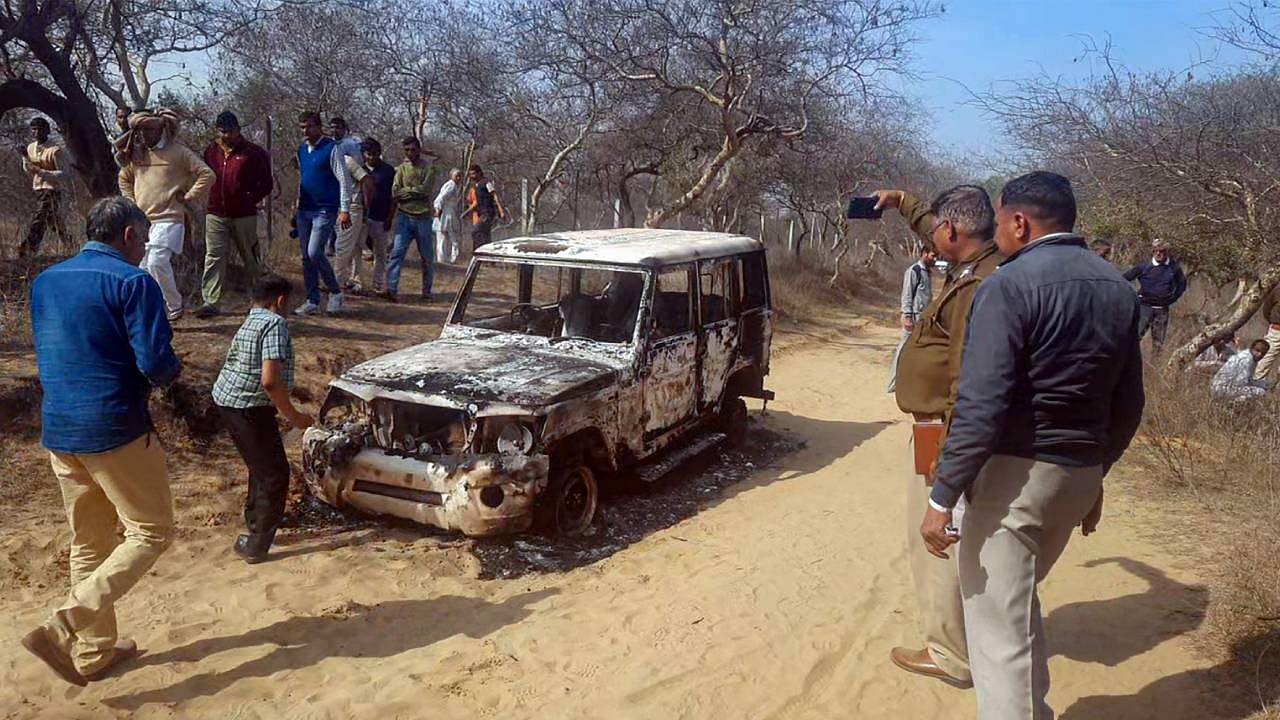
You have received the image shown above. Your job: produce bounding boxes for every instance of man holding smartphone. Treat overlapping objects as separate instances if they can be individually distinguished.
[874,185,1002,689]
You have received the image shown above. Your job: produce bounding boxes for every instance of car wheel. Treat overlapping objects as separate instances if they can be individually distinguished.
[537,464,598,536]
[720,397,749,448]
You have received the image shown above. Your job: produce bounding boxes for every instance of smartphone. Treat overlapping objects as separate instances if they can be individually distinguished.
[846,195,884,220]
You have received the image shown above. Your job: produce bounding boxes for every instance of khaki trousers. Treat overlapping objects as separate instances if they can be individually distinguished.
[46,433,174,674]
[201,214,261,307]
[959,455,1102,720]
[1255,325,1280,381]
[334,199,366,288]
[906,458,971,681]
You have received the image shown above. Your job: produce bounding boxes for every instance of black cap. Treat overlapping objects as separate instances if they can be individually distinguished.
[215,110,240,130]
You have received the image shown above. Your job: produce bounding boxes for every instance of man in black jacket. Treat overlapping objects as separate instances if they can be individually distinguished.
[920,171,1144,720]
[1124,238,1187,354]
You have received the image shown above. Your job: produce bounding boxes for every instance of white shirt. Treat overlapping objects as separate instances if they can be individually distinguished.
[434,178,460,216]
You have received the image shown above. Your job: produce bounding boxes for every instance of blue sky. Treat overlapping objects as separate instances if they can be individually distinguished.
[905,0,1253,159]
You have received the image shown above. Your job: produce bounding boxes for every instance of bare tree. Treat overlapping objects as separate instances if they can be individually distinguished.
[984,45,1280,369]
[514,0,939,228]
[0,0,283,195]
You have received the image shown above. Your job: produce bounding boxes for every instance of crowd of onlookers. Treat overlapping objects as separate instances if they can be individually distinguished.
[21,108,512,321]
[16,108,518,685]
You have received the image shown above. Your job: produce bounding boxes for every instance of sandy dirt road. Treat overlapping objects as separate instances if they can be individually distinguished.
[0,319,1223,719]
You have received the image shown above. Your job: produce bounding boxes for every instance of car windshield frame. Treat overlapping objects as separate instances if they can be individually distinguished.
[447,257,653,347]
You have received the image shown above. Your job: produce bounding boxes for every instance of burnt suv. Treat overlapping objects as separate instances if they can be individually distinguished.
[302,229,774,536]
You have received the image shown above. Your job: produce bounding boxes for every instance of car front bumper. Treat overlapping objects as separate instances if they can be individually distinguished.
[302,426,550,536]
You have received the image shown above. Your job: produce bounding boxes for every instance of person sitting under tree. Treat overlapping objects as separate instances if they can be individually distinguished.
[1210,339,1273,403]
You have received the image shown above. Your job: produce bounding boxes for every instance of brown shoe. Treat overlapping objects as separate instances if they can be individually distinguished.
[20,626,87,687]
[889,646,973,689]
[84,638,139,681]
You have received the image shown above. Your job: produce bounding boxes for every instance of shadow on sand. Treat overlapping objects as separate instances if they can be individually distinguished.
[104,588,559,711]
[1049,556,1275,719]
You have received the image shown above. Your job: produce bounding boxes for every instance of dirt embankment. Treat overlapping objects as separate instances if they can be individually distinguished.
[0,271,1241,718]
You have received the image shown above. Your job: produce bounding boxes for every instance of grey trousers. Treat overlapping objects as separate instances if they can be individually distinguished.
[959,455,1103,720]
[887,328,910,392]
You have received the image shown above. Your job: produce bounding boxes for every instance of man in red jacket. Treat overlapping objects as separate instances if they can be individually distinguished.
[195,111,274,318]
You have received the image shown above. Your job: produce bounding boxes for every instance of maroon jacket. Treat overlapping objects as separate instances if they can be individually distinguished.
[203,139,273,218]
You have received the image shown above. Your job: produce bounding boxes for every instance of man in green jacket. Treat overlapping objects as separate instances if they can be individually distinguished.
[386,136,439,302]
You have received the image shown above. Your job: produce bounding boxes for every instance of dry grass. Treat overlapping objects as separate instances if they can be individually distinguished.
[768,251,895,323]
[1132,365,1280,717]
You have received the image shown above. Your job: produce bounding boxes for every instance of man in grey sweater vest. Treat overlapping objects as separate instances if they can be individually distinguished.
[888,245,937,392]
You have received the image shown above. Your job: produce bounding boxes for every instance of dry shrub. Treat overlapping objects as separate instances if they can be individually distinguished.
[1134,365,1280,714]
[768,252,894,321]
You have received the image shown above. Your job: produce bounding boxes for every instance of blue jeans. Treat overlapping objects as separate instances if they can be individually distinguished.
[297,209,340,305]
[387,212,435,295]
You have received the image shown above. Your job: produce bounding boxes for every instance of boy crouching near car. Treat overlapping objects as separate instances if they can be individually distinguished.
[212,273,314,563]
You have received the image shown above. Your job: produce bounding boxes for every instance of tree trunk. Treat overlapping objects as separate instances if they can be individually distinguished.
[644,132,740,229]
[0,78,119,198]
[1167,265,1280,371]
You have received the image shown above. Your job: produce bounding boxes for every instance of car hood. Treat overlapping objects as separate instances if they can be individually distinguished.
[333,337,624,410]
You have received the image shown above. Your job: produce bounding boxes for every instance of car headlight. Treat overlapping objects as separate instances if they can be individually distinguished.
[494,420,535,455]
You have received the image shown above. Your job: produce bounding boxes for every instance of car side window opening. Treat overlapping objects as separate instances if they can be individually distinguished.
[651,265,695,340]
[699,258,741,326]
[739,251,768,310]
[458,260,644,344]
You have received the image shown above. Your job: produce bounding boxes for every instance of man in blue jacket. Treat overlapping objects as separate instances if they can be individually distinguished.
[1124,238,1187,354]
[920,172,1144,719]
[22,197,181,687]
[294,111,345,316]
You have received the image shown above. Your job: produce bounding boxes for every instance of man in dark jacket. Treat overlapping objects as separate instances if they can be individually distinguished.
[195,111,274,318]
[1123,238,1187,354]
[920,172,1144,719]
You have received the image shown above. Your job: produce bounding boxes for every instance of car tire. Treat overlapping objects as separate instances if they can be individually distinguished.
[536,464,598,536]
[720,397,749,448]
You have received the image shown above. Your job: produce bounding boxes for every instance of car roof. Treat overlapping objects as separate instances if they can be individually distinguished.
[474,229,765,267]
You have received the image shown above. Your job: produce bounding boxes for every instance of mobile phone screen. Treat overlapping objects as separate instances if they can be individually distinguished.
[846,196,884,220]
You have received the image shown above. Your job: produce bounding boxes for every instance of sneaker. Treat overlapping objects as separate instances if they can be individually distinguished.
[294,301,320,316]
[362,249,374,262]
[193,304,220,319]
[326,292,344,314]
[166,308,184,322]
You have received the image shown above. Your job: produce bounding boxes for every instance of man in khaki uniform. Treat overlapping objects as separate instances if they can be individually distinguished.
[874,185,1002,689]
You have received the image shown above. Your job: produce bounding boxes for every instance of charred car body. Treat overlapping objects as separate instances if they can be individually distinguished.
[303,229,774,536]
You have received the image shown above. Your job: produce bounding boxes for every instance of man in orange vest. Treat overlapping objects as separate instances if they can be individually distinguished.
[463,164,508,248]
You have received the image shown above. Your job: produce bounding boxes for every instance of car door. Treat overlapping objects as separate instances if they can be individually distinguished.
[641,265,698,448]
[697,257,741,412]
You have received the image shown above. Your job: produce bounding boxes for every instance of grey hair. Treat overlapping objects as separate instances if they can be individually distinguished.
[450,167,462,178]
[929,184,995,241]
[86,196,149,245]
